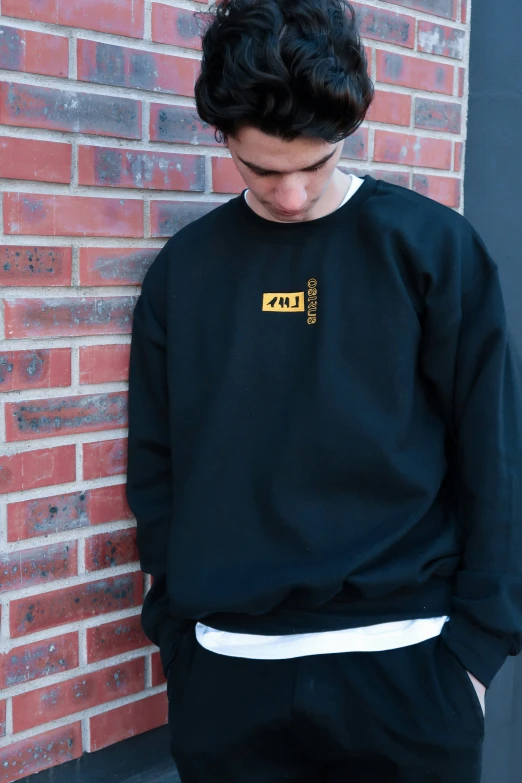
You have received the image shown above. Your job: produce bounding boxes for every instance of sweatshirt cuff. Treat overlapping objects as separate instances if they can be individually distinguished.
[440,613,512,689]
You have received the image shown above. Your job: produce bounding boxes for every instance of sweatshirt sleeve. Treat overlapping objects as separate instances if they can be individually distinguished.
[421,228,522,688]
[126,247,192,676]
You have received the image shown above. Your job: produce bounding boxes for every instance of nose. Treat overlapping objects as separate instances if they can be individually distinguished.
[274,180,307,213]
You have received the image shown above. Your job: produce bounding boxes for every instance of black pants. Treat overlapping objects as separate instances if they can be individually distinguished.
[167,632,485,782]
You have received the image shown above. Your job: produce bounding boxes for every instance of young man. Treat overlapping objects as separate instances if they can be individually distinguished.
[125,1,522,780]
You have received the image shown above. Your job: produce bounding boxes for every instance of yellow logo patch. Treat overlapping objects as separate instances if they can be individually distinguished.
[262,293,305,312]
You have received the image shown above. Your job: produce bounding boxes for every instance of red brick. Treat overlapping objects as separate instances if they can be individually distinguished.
[461,0,468,23]
[379,0,457,20]
[14,657,144,732]
[366,90,411,126]
[340,128,369,161]
[4,297,137,339]
[151,200,223,237]
[8,484,132,541]
[0,246,72,286]
[374,130,452,169]
[3,194,144,237]
[150,103,220,146]
[0,82,142,140]
[417,21,466,59]
[0,348,71,392]
[152,4,202,49]
[364,46,373,77]
[90,691,167,751]
[458,67,465,97]
[2,0,145,39]
[78,145,205,191]
[82,438,128,480]
[342,167,411,189]
[85,527,138,572]
[5,392,128,443]
[87,614,148,663]
[0,445,75,496]
[0,137,71,184]
[414,98,461,133]
[353,3,414,48]
[413,173,461,207]
[80,344,131,384]
[0,722,82,781]
[376,50,454,95]
[78,40,198,98]
[0,25,69,77]
[212,157,246,194]
[454,141,463,172]
[80,248,156,286]
[0,633,79,689]
[10,572,143,638]
[0,542,77,595]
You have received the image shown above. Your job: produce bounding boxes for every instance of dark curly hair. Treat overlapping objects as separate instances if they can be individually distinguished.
[194,0,374,144]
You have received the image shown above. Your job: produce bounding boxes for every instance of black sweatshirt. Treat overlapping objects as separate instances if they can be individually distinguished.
[125,174,522,688]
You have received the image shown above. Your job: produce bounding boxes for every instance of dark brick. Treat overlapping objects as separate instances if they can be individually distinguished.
[4,296,137,338]
[78,40,197,97]
[79,146,205,191]
[379,0,457,20]
[0,24,69,77]
[353,3,414,48]
[0,246,72,286]
[151,200,222,237]
[418,21,466,59]
[5,392,128,442]
[341,127,369,160]
[152,4,202,49]
[415,98,462,133]
[0,542,77,594]
[0,723,82,779]
[85,528,138,571]
[10,573,143,637]
[0,82,142,140]
[80,248,157,286]
[0,348,71,392]
[150,103,220,146]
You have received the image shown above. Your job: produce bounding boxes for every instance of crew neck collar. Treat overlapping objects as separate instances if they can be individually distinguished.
[235,174,378,244]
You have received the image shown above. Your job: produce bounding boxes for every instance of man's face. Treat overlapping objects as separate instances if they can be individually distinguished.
[227,127,344,222]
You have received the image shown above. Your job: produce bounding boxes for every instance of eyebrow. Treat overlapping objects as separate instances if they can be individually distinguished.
[237,149,337,175]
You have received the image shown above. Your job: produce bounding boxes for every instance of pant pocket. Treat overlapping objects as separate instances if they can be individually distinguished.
[438,638,485,734]
[167,630,197,704]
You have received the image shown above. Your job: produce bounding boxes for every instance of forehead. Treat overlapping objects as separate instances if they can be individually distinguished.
[229,126,339,173]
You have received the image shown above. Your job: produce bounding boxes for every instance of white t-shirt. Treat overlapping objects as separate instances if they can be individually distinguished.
[196,174,450,660]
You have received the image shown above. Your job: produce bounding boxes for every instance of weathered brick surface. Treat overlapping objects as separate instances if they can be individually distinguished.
[152,4,202,49]
[150,103,220,146]
[78,40,198,97]
[417,21,466,59]
[0,25,69,77]
[3,194,144,237]
[0,137,72,184]
[82,437,128,479]
[414,98,462,133]
[10,572,143,637]
[2,0,145,38]
[0,348,71,392]
[4,297,137,338]
[8,484,133,541]
[79,344,131,384]
[0,633,79,689]
[5,392,128,442]
[87,614,148,663]
[151,200,223,237]
[0,445,75,495]
[376,50,454,94]
[79,248,156,286]
[0,82,142,139]
[0,246,72,286]
[0,0,471,773]
[0,541,78,594]
[78,145,206,191]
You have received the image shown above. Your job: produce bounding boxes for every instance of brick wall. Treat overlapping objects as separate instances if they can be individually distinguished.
[0,0,471,779]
